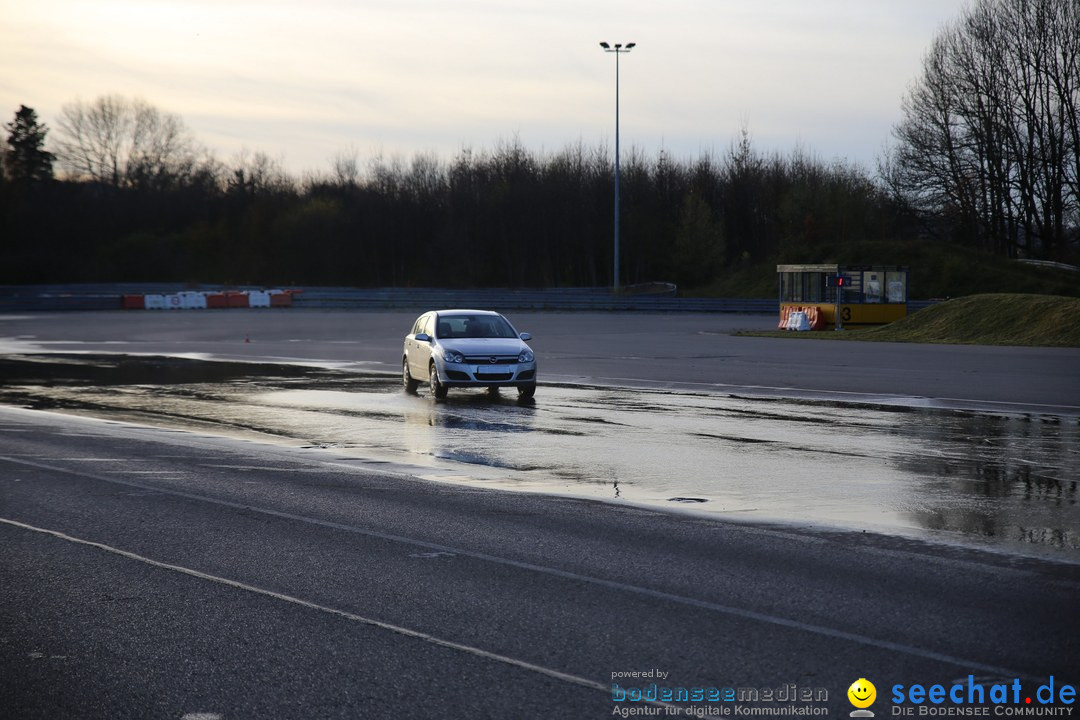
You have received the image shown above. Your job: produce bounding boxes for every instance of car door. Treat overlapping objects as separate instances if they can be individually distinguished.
[406,313,428,378]
[417,313,436,375]
[409,313,435,378]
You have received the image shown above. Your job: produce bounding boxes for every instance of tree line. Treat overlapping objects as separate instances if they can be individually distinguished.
[1,100,899,288]
[2,0,1076,290]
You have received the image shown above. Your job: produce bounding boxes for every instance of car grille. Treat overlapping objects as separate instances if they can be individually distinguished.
[465,356,519,365]
[475,372,513,381]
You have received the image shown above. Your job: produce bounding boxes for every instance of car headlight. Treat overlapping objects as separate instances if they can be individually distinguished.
[444,350,465,364]
[518,350,534,363]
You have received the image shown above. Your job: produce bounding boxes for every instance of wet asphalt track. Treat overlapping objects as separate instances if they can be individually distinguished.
[1,310,1079,718]
[0,354,1076,558]
[2,407,1079,719]
[3,309,1078,413]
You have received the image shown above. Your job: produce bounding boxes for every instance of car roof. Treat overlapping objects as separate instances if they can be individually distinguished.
[433,309,500,316]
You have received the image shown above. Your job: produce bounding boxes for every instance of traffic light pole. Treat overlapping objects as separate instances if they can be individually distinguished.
[835,276,844,331]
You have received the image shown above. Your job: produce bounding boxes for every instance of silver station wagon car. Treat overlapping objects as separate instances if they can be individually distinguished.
[403,310,537,399]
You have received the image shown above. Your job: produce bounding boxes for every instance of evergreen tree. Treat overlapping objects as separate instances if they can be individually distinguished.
[3,105,55,185]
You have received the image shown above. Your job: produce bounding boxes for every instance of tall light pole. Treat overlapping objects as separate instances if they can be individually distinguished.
[599,41,635,292]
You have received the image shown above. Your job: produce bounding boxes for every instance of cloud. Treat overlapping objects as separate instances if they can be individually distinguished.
[0,0,967,173]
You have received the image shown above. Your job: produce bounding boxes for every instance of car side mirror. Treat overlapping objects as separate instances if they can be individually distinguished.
[415,333,431,343]
[519,332,532,341]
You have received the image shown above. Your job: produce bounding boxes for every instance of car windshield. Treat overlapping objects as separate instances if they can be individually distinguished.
[435,315,516,339]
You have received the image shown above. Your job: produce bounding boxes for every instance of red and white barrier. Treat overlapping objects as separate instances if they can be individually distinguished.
[247,290,272,308]
[180,291,208,309]
[144,294,167,310]
[125,289,296,310]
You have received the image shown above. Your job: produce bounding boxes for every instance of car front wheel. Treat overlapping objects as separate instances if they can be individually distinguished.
[517,383,536,400]
[429,362,448,399]
[403,357,419,393]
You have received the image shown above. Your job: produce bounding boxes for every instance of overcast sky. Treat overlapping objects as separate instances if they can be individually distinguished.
[1,0,967,176]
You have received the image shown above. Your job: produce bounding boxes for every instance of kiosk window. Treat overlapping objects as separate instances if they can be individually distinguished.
[779,269,839,303]
[886,272,906,303]
[781,272,795,302]
[781,272,822,302]
[863,272,882,303]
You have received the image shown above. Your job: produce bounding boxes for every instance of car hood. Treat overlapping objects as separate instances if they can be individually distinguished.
[440,338,528,356]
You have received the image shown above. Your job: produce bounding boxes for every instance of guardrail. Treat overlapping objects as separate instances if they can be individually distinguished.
[291,287,780,313]
[1015,259,1080,273]
[0,284,940,314]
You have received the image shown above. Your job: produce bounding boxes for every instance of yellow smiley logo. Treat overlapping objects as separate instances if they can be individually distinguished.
[848,678,877,708]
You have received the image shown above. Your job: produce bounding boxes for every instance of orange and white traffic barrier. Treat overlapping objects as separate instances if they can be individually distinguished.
[778,306,792,329]
[248,290,271,308]
[225,291,249,308]
[144,294,167,310]
[123,289,297,310]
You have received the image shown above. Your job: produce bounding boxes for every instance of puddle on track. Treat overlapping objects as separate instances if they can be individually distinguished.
[2,354,1077,559]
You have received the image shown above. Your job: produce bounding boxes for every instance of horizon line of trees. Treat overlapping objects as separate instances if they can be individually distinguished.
[2,108,902,288]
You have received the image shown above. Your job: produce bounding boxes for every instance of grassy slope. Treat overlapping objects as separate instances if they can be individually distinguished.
[692,239,1080,300]
[744,294,1080,347]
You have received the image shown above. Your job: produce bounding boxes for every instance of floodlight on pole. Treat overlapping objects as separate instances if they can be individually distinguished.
[599,40,635,292]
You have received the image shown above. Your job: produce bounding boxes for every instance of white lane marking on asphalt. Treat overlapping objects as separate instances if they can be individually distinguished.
[583,377,1080,412]
[0,454,1046,683]
[0,517,618,701]
[200,465,296,471]
[181,714,223,720]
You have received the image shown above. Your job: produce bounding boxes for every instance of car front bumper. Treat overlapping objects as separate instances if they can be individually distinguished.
[436,360,537,387]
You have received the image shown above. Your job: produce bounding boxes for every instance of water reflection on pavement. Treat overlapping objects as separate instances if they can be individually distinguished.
[2,355,1076,559]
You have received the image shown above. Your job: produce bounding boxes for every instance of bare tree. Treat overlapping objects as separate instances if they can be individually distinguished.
[127,99,197,190]
[53,95,199,189]
[226,149,294,196]
[886,0,1079,259]
[54,95,129,185]
[330,147,360,187]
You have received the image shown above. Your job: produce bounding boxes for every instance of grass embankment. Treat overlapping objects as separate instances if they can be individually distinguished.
[691,239,1080,299]
[742,294,1080,347]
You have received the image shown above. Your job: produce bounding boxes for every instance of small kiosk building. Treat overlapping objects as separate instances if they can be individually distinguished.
[777,264,908,329]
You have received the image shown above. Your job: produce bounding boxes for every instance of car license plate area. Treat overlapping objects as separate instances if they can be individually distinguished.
[474,369,515,381]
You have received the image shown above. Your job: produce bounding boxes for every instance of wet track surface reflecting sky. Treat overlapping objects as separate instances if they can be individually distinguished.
[2,354,1077,559]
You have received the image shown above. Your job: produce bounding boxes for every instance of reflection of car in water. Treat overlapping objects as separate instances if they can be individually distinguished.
[398,390,540,464]
[402,309,537,400]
